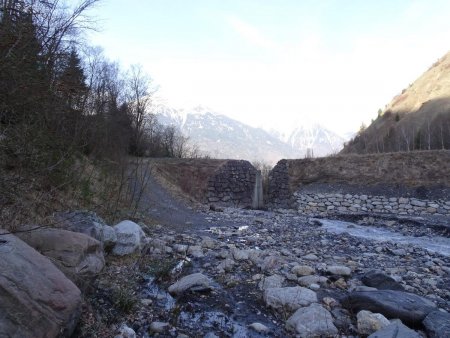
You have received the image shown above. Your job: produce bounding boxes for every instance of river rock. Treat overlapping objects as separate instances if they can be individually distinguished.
[423,310,450,338]
[292,265,315,276]
[0,231,81,337]
[149,321,169,333]
[342,290,437,325]
[264,286,318,312]
[326,265,351,276]
[258,255,282,271]
[232,248,250,261]
[368,320,421,338]
[258,274,284,290]
[357,310,390,336]
[303,253,319,261]
[55,210,117,250]
[298,275,328,287]
[116,324,137,338]
[248,322,270,333]
[217,258,235,272]
[361,270,404,291]
[286,303,338,337]
[112,220,146,256]
[168,273,212,295]
[16,227,105,286]
[188,245,204,258]
[201,236,216,249]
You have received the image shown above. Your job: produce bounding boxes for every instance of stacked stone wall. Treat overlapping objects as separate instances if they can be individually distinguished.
[207,160,257,207]
[268,151,450,209]
[295,192,450,216]
[267,160,292,208]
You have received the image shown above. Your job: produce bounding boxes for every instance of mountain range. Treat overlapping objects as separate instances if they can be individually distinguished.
[154,105,346,164]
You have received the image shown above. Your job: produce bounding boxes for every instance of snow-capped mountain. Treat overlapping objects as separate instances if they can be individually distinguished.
[154,105,346,163]
[286,124,345,157]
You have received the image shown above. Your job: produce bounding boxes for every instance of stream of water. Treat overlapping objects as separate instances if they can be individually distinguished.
[314,218,450,257]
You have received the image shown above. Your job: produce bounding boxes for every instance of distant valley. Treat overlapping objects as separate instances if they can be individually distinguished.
[155,105,346,164]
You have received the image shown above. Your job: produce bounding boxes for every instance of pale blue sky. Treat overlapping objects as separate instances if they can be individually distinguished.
[87,0,450,135]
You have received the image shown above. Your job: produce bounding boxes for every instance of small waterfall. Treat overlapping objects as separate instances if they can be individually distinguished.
[252,170,264,209]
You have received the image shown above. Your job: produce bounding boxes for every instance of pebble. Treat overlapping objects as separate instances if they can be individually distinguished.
[149,321,169,333]
[248,322,270,333]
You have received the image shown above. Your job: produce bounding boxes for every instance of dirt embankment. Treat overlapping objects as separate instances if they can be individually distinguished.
[288,151,450,189]
[142,158,228,203]
[269,151,450,206]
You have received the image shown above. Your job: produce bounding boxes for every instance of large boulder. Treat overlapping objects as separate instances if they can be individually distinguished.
[112,220,147,256]
[362,270,405,291]
[264,286,317,312]
[342,290,437,326]
[16,227,105,287]
[368,320,421,338]
[55,210,116,250]
[286,303,338,337]
[0,231,82,337]
[423,310,450,338]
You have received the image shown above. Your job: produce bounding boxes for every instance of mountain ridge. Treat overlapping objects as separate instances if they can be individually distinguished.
[154,105,345,163]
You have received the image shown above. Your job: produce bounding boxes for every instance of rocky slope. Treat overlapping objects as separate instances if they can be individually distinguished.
[155,105,345,163]
[343,51,450,154]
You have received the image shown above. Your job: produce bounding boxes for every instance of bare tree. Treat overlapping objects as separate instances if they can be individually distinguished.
[127,64,156,156]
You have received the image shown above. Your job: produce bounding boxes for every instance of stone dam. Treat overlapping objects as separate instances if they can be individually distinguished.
[149,150,450,218]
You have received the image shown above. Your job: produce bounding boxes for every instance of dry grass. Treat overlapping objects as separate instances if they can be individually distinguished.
[142,158,227,203]
[286,150,450,190]
[0,155,144,232]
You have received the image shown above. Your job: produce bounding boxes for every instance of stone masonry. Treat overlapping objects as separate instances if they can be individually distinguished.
[295,192,450,216]
[207,160,257,207]
[268,159,292,208]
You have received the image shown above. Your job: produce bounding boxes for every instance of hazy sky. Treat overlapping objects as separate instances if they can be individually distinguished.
[87,0,450,136]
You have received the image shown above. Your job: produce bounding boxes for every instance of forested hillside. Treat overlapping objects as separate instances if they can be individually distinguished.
[342,51,450,154]
[0,0,197,228]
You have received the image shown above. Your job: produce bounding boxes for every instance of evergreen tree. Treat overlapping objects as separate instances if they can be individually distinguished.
[57,49,88,112]
[0,3,47,124]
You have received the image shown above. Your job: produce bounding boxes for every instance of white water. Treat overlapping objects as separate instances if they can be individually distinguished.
[314,218,450,257]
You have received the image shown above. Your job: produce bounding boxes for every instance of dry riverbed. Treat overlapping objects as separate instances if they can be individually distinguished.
[76,207,450,337]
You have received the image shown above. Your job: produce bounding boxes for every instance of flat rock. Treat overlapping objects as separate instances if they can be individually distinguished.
[362,270,404,291]
[357,310,390,336]
[112,220,146,256]
[342,290,437,325]
[168,273,212,295]
[423,310,450,338]
[368,320,421,338]
[16,227,105,286]
[264,286,317,312]
[0,231,81,337]
[286,303,338,337]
